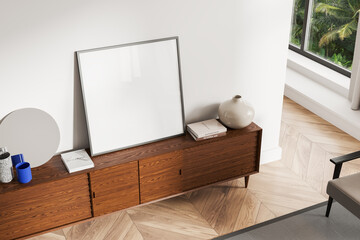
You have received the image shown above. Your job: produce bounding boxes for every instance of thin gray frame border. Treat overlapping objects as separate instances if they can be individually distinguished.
[76,36,186,157]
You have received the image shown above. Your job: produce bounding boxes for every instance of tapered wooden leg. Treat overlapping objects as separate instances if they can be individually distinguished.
[245,176,250,188]
[325,196,333,217]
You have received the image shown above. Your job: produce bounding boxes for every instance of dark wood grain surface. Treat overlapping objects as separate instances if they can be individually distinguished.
[182,131,259,190]
[89,161,139,217]
[0,174,91,240]
[139,129,261,203]
[0,123,261,194]
[139,151,184,203]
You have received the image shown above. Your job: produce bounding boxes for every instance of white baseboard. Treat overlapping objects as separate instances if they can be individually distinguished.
[260,147,282,165]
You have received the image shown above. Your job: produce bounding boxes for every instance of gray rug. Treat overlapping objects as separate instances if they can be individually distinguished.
[214,202,360,240]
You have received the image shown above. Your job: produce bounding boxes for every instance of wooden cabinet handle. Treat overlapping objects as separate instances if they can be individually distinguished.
[179,169,182,175]
[93,192,96,198]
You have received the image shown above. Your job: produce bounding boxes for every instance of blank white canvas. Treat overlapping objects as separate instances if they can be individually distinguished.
[77,38,184,156]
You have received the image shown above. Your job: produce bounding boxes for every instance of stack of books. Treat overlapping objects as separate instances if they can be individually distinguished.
[187,119,227,141]
[61,149,95,173]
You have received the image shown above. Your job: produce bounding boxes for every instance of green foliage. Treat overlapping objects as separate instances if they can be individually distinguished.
[315,3,343,16]
[331,52,352,67]
[309,0,360,69]
[290,0,305,46]
[290,0,360,69]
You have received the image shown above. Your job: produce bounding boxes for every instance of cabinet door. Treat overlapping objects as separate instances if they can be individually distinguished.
[183,131,259,191]
[139,151,183,203]
[0,174,91,240]
[89,161,139,217]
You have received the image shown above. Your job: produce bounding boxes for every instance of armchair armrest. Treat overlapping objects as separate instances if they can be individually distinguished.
[330,150,360,165]
[329,150,360,180]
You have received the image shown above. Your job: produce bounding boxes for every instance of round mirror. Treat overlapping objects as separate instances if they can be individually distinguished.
[0,108,60,168]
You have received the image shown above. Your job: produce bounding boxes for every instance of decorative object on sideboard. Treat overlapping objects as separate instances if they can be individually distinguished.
[11,153,24,167]
[15,162,32,184]
[187,119,227,141]
[0,147,14,183]
[61,149,94,173]
[77,37,185,156]
[0,108,60,168]
[218,95,255,129]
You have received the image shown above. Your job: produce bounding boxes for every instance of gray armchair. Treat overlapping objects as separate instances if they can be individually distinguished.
[326,150,360,218]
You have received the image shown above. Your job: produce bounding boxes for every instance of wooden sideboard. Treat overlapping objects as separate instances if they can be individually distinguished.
[0,123,262,240]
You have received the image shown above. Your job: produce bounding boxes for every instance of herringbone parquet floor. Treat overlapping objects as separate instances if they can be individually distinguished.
[29,97,360,240]
[281,97,360,197]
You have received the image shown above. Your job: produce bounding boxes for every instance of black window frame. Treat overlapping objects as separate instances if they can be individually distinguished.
[289,0,352,78]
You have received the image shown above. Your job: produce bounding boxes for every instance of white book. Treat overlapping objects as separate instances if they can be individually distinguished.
[61,149,94,173]
[188,129,226,141]
[187,119,227,138]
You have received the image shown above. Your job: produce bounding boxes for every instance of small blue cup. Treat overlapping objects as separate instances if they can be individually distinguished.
[11,154,24,167]
[16,162,32,184]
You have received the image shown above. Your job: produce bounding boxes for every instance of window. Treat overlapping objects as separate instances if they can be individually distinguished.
[289,0,360,77]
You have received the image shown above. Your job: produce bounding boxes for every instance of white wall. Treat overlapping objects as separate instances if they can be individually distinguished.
[0,0,293,163]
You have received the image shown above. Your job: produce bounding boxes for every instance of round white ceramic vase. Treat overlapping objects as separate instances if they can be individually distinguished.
[218,95,255,129]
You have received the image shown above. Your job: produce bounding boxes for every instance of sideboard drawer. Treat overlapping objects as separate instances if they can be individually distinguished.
[0,174,91,240]
[139,151,183,203]
[89,161,139,217]
[183,132,259,190]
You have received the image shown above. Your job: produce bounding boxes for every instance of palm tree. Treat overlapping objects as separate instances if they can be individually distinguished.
[314,0,360,47]
[291,0,306,45]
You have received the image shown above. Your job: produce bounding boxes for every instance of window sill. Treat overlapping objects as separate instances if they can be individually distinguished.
[285,50,360,141]
[287,50,350,97]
